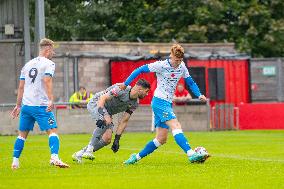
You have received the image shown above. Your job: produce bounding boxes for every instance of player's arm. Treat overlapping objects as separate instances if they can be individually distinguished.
[11,80,25,119]
[43,76,54,112]
[97,92,112,108]
[184,76,206,102]
[96,93,112,119]
[111,111,132,153]
[120,64,150,90]
[97,86,123,120]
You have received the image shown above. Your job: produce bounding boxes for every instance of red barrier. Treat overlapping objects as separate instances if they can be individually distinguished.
[239,103,284,129]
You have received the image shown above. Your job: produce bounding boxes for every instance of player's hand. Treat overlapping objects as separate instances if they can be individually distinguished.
[98,107,105,120]
[111,134,121,153]
[119,83,127,90]
[10,105,21,119]
[46,100,54,112]
[198,95,207,102]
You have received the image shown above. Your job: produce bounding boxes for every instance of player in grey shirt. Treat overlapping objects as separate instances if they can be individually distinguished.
[72,79,150,163]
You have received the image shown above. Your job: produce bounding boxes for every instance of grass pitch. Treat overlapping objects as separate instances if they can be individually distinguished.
[0,130,283,189]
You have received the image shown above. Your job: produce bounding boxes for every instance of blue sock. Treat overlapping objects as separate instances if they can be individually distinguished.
[49,133,59,155]
[173,129,191,154]
[13,136,26,158]
[138,138,161,159]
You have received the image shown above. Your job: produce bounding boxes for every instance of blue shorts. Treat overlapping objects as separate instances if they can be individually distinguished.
[19,105,57,131]
[151,97,176,129]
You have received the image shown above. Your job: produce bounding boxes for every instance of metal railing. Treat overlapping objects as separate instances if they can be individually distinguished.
[210,103,239,130]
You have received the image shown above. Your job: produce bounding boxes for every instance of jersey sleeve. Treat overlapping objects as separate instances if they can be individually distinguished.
[45,61,56,77]
[107,85,124,98]
[148,61,163,73]
[19,65,26,80]
[181,63,190,78]
[124,65,150,86]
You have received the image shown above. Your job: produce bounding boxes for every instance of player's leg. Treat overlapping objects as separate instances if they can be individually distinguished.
[73,105,112,162]
[93,126,112,152]
[72,102,107,162]
[46,128,69,168]
[124,105,168,165]
[166,119,208,163]
[12,105,34,169]
[12,131,29,169]
[36,107,69,168]
[86,114,112,152]
[82,117,114,161]
[81,127,112,161]
[124,127,168,165]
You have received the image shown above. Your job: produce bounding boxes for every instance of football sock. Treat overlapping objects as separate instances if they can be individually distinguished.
[12,157,19,167]
[86,144,94,152]
[89,126,107,148]
[187,149,195,157]
[13,136,26,158]
[49,133,59,155]
[76,146,87,156]
[138,138,161,159]
[92,139,107,152]
[172,129,191,154]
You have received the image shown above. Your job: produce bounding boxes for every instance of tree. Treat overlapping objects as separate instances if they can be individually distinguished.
[35,0,284,57]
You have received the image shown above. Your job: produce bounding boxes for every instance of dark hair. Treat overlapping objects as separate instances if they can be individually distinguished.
[135,79,150,89]
[79,86,86,90]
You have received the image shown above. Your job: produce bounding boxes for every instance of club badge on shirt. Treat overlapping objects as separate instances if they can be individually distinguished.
[48,117,55,125]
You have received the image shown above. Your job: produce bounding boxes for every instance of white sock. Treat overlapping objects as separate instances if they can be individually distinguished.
[86,144,94,152]
[12,157,19,166]
[51,154,59,159]
[187,149,195,157]
[136,154,141,160]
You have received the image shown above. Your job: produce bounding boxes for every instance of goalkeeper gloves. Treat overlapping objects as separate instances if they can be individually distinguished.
[111,134,121,153]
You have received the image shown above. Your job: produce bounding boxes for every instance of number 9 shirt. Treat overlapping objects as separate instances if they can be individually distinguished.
[20,57,55,106]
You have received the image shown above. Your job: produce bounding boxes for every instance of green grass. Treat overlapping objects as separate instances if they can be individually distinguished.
[0,130,284,189]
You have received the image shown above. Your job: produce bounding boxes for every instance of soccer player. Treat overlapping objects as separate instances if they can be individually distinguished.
[72,79,150,163]
[10,38,69,169]
[122,44,209,164]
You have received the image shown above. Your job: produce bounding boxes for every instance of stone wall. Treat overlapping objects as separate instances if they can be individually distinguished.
[0,41,24,104]
[0,105,209,135]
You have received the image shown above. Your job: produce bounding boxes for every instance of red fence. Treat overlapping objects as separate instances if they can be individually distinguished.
[239,103,284,129]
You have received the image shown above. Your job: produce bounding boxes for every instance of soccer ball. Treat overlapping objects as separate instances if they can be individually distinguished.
[194,146,209,157]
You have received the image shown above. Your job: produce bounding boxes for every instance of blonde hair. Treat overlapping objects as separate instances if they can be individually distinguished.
[39,38,54,48]
[171,44,184,58]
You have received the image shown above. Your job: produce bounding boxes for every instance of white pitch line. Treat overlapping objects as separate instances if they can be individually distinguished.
[120,147,284,163]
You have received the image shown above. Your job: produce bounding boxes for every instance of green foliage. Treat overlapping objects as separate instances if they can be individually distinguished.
[37,0,284,57]
[1,131,284,189]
